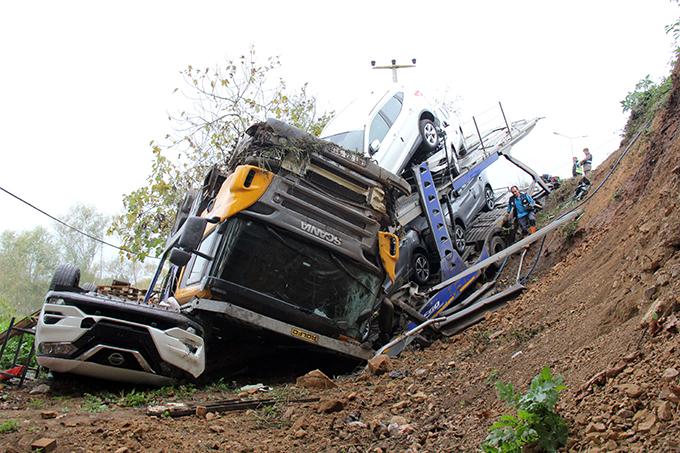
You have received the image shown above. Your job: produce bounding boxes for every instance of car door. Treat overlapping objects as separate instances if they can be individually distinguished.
[369,93,406,173]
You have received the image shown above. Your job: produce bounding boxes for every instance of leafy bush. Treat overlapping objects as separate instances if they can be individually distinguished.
[0,419,19,434]
[620,75,672,140]
[481,367,568,453]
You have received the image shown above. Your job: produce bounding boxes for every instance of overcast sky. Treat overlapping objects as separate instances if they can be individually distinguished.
[0,1,676,240]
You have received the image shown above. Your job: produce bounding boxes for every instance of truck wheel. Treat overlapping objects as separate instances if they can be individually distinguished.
[49,264,81,292]
[419,119,439,153]
[453,223,466,254]
[485,236,506,279]
[483,185,495,211]
[411,252,431,285]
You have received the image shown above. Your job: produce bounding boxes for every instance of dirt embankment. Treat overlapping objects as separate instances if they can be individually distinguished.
[2,63,680,453]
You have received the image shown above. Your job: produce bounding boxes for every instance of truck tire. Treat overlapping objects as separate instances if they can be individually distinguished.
[81,282,97,293]
[419,119,439,153]
[49,264,81,292]
[485,236,506,279]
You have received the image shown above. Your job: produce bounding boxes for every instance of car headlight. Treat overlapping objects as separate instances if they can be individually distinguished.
[47,297,66,305]
[37,342,77,357]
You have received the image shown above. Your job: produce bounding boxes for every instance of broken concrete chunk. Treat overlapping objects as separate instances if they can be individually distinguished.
[662,367,679,381]
[31,438,56,452]
[295,369,337,389]
[317,398,344,414]
[40,410,58,419]
[367,354,392,375]
[617,383,642,398]
[29,384,51,395]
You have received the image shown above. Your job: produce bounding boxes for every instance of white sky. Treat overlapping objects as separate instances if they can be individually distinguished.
[0,1,676,238]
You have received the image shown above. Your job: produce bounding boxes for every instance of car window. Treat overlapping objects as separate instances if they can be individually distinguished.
[381,94,403,124]
[323,130,364,153]
[368,114,390,145]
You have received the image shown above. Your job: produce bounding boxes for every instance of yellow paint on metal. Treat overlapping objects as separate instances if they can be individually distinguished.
[378,232,399,282]
[174,286,211,305]
[203,165,274,221]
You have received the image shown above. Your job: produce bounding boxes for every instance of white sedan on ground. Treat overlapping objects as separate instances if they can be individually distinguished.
[320,87,466,176]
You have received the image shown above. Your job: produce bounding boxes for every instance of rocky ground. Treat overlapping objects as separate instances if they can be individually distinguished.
[2,62,680,453]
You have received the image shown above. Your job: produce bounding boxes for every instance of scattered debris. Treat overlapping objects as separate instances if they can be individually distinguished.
[146,397,319,418]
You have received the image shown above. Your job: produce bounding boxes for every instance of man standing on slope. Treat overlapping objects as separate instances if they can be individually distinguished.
[506,186,538,235]
[580,147,593,183]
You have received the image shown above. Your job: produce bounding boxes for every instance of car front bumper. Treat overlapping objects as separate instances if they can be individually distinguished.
[35,292,205,384]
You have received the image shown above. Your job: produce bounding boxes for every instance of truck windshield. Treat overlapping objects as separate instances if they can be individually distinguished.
[215,217,381,338]
[322,131,364,154]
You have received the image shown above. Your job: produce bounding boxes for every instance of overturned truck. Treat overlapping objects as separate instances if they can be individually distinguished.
[36,120,412,384]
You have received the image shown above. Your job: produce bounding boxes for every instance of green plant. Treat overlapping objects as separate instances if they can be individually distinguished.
[561,219,580,243]
[620,75,672,140]
[117,389,151,408]
[486,369,501,385]
[82,393,107,413]
[481,367,568,453]
[0,419,19,434]
[253,403,287,429]
[28,398,44,410]
[206,378,236,393]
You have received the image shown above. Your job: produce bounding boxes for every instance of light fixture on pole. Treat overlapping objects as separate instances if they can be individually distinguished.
[371,58,417,83]
[553,131,588,159]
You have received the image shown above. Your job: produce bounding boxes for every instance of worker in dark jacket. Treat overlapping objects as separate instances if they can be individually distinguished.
[506,186,538,235]
[572,157,584,178]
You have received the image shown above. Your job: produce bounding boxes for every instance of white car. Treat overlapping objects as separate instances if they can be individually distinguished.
[320,87,466,176]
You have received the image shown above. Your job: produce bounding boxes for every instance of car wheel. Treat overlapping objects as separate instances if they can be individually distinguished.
[452,223,466,254]
[411,252,431,285]
[49,264,81,292]
[419,119,439,153]
[483,185,495,211]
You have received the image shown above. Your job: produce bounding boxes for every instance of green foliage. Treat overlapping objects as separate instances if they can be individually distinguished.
[253,403,286,429]
[53,204,109,283]
[117,389,151,408]
[561,219,580,243]
[482,367,568,453]
[620,75,672,140]
[0,323,36,370]
[0,227,58,314]
[28,398,44,410]
[82,393,108,413]
[0,419,18,434]
[110,45,332,261]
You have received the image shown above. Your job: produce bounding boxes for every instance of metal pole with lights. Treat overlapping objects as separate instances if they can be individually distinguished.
[370,58,417,83]
[552,131,588,159]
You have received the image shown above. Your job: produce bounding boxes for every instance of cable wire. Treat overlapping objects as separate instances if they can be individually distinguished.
[0,184,156,260]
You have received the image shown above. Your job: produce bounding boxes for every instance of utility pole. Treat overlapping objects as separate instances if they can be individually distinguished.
[371,58,416,83]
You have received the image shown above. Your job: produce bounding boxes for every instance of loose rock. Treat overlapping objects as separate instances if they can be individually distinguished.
[367,355,392,375]
[318,399,344,414]
[295,369,338,389]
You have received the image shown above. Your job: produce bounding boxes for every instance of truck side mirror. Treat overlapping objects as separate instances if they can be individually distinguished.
[169,248,192,267]
[369,139,381,155]
[178,217,207,251]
